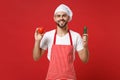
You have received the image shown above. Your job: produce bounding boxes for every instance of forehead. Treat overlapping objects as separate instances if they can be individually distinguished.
[55,11,68,15]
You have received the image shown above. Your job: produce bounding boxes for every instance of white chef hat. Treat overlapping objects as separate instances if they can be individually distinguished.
[54,4,73,22]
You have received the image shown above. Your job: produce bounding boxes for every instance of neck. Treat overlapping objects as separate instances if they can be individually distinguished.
[56,25,69,37]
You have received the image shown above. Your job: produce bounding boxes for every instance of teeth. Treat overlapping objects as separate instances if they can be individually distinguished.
[60,21,64,23]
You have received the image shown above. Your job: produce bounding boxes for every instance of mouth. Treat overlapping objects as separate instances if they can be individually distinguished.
[59,21,64,24]
[57,20,67,28]
[58,19,65,22]
[58,20,65,24]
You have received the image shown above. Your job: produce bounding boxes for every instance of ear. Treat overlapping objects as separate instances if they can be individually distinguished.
[53,16,56,22]
[68,16,70,21]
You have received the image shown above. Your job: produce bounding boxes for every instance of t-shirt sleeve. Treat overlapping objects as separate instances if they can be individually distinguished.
[40,33,48,50]
[76,34,84,52]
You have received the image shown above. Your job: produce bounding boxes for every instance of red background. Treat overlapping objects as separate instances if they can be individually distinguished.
[0,0,120,80]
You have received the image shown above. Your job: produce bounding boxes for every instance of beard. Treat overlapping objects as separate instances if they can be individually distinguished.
[56,19,68,28]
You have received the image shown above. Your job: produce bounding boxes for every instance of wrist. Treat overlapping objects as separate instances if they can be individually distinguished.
[84,46,88,49]
[35,40,41,44]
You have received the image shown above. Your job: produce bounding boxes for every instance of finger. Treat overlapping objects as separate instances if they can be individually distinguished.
[34,28,39,37]
[83,36,88,42]
[35,28,39,33]
[83,33,88,36]
[83,33,88,40]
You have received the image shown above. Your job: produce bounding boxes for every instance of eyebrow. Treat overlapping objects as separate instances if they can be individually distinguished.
[55,14,68,16]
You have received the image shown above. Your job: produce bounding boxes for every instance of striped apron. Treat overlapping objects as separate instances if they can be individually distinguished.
[46,30,76,80]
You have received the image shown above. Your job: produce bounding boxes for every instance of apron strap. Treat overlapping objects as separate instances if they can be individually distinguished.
[68,30,73,46]
[53,29,73,46]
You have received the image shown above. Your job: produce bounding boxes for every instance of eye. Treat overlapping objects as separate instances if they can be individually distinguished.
[63,14,67,17]
[56,15,61,18]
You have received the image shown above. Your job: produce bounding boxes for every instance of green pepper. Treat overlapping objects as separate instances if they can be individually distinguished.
[83,26,87,34]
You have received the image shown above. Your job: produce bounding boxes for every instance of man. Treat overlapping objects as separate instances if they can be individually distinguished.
[33,4,89,80]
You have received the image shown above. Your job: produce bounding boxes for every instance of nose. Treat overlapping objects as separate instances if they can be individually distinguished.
[59,15,63,20]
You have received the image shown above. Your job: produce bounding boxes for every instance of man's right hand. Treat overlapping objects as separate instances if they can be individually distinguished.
[34,28,44,41]
[33,28,45,61]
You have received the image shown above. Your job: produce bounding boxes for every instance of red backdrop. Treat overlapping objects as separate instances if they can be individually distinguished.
[0,0,120,80]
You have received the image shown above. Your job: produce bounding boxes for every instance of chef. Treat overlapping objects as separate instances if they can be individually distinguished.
[33,4,89,80]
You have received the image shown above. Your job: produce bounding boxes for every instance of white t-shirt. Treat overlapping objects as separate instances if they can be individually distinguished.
[40,29,83,60]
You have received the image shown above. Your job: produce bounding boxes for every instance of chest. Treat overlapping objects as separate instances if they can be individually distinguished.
[55,34,71,45]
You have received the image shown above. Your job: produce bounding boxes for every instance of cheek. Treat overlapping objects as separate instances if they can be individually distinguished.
[63,16,70,21]
[54,19,58,23]
[66,16,70,21]
[65,18,69,21]
[54,17,59,22]
[63,18,69,22]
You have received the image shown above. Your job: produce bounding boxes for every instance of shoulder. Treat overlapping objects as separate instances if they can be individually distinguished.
[69,30,82,38]
[44,29,55,36]
[45,29,56,35]
[43,29,55,40]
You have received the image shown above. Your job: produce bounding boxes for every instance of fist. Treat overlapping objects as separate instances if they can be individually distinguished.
[34,27,45,41]
[82,34,88,47]
[83,34,88,41]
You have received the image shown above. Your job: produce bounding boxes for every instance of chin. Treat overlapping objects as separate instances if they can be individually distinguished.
[57,23,67,28]
[58,24,66,28]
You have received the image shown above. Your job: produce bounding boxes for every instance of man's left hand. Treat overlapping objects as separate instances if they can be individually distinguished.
[82,34,88,47]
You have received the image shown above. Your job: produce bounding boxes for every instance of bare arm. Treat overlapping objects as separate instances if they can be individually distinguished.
[78,34,89,63]
[33,28,45,61]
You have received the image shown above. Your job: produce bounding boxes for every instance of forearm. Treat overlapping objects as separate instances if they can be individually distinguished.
[82,47,89,63]
[78,47,89,63]
[33,40,41,61]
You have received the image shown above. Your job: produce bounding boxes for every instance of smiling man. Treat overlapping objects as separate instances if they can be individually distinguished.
[33,4,89,80]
